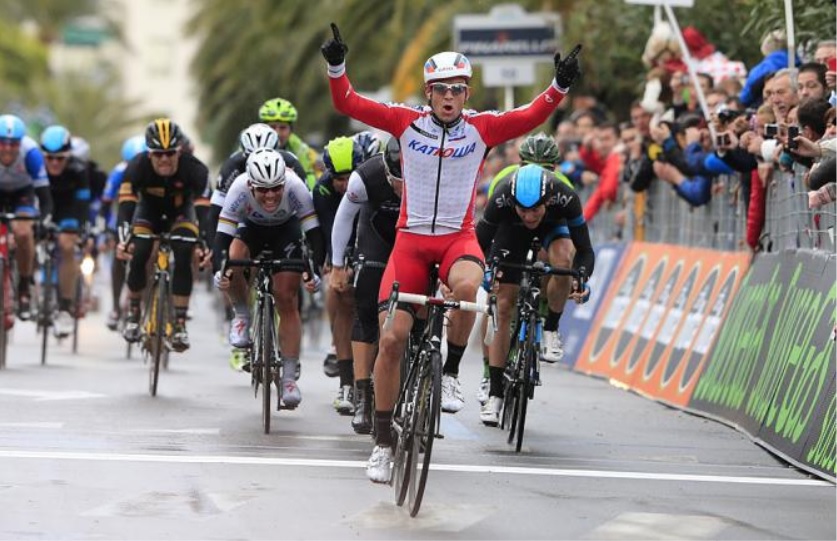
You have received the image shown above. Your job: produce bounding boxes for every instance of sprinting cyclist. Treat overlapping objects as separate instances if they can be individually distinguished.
[102,135,146,330]
[487,132,577,364]
[0,114,52,320]
[39,125,91,337]
[322,23,581,481]
[213,148,324,409]
[330,136,403,434]
[315,136,364,414]
[117,118,211,352]
[476,164,594,425]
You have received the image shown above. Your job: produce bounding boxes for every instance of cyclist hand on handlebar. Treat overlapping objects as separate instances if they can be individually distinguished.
[329,265,352,293]
[214,269,231,290]
[116,241,134,261]
[303,271,322,293]
[569,274,591,304]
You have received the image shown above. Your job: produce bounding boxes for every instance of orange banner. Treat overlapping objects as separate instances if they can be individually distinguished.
[574,243,750,405]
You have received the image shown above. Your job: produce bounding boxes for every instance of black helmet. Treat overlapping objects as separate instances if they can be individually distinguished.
[145,118,184,151]
[384,137,402,179]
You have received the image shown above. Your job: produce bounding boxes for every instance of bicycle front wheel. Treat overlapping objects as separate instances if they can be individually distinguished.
[71,275,83,354]
[514,345,535,453]
[148,277,167,397]
[261,297,275,434]
[392,347,420,506]
[407,349,441,517]
[39,259,53,366]
[0,258,7,370]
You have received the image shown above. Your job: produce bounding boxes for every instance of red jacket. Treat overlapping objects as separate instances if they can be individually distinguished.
[746,169,765,250]
[583,152,622,222]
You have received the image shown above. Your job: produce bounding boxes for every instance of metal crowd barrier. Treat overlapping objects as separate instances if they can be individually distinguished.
[593,169,835,256]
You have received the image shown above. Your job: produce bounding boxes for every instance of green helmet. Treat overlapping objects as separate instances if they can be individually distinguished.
[518,132,560,165]
[259,97,298,124]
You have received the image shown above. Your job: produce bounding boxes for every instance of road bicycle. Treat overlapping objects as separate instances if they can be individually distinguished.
[34,223,61,366]
[0,213,33,369]
[221,250,312,434]
[487,244,586,452]
[129,229,200,397]
[383,281,496,517]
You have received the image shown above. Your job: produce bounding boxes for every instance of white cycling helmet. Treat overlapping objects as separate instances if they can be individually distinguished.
[239,123,279,155]
[246,147,286,188]
[423,51,472,83]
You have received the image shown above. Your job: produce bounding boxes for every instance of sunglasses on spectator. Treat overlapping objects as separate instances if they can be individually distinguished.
[430,82,468,96]
[149,149,178,158]
[253,185,284,194]
[0,138,21,147]
[45,153,70,162]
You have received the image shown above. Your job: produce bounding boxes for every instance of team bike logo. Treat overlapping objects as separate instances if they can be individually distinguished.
[407,140,477,158]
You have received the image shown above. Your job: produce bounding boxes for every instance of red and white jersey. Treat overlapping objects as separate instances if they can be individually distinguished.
[328,64,566,235]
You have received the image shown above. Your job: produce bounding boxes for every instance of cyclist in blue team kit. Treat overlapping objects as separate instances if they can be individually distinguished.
[476,163,594,425]
[0,114,53,320]
[102,135,147,330]
[39,125,92,338]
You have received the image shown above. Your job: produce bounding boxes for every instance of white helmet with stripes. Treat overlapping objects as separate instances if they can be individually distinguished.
[239,123,279,156]
[246,148,286,188]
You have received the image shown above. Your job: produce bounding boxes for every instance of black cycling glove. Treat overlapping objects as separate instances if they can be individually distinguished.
[554,44,582,89]
[321,23,349,66]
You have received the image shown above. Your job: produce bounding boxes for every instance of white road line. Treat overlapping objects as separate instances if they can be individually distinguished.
[0,449,828,487]
[0,422,64,429]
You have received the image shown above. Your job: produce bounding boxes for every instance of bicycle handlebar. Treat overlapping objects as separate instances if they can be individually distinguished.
[382,282,498,345]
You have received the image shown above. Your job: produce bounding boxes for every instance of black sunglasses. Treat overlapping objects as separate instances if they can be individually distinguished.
[430,82,468,96]
[149,149,178,158]
[253,185,284,194]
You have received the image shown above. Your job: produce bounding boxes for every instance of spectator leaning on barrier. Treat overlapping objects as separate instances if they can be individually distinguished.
[650,117,714,207]
[812,40,836,104]
[625,101,658,194]
[767,68,800,124]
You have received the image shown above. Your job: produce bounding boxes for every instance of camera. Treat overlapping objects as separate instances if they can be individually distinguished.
[715,133,731,147]
[787,125,800,150]
[764,124,779,139]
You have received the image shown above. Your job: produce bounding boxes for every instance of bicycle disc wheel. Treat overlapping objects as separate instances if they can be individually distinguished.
[0,258,6,370]
[261,297,274,434]
[408,349,441,517]
[149,278,166,397]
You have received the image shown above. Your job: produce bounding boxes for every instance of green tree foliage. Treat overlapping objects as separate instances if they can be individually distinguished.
[742,0,836,54]
[189,0,827,163]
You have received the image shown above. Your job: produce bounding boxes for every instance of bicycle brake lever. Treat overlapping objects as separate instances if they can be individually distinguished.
[483,294,498,346]
[382,282,399,331]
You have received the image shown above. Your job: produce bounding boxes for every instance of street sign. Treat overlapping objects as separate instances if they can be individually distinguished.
[454,4,560,90]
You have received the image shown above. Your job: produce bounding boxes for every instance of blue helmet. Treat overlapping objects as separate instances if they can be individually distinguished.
[40,125,73,153]
[121,135,147,162]
[0,114,26,140]
[511,164,549,209]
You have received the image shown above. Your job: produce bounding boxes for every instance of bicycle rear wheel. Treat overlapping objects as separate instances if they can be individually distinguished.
[148,277,167,397]
[407,349,441,517]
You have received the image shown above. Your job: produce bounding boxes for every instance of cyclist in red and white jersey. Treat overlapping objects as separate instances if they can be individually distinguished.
[322,23,582,483]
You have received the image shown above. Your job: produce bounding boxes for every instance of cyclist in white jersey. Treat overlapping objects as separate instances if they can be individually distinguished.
[322,23,582,483]
[213,148,324,409]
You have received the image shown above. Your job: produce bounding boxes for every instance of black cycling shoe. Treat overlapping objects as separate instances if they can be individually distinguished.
[322,351,339,378]
[16,294,31,321]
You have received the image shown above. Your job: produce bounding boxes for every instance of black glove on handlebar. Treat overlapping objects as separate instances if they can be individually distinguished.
[321,23,349,66]
[554,44,582,89]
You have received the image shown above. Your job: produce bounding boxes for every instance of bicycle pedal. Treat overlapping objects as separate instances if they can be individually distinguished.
[434,432,445,440]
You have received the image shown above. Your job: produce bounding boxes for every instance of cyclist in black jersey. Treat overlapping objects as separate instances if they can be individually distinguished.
[330,136,402,433]
[314,136,365,414]
[40,125,91,338]
[116,118,211,352]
